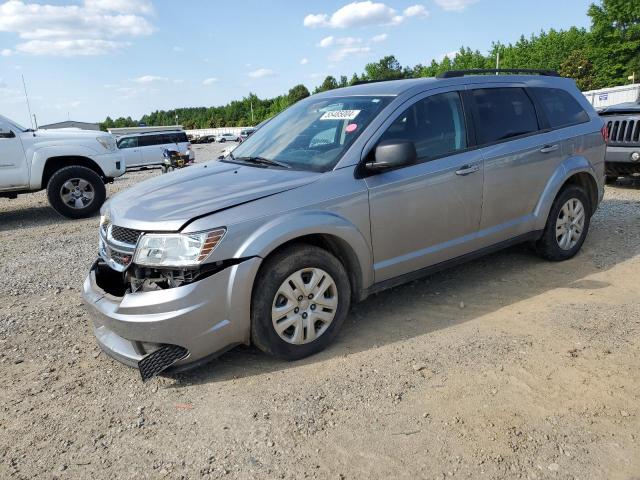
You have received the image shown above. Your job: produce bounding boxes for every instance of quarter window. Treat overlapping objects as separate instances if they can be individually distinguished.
[379,91,467,161]
[531,87,589,129]
[471,88,539,145]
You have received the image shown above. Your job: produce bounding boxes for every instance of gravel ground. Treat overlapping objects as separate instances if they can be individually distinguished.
[1,160,639,479]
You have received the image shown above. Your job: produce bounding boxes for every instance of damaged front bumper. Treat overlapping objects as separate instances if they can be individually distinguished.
[82,257,262,374]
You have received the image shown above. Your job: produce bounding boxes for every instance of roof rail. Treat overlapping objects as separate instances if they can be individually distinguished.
[437,69,560,79]
[351,78,410,85]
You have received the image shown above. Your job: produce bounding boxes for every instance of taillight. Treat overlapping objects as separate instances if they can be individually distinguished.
[601,124,609,144]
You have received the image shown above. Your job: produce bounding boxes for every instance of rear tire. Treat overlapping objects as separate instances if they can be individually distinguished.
[535,185,591,261]
[251,244,351,360]
[46,166,106,219]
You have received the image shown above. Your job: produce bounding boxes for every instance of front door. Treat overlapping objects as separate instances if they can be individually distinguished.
[0,122,28,189]
[117,137,142,168]
[366,89,484,282]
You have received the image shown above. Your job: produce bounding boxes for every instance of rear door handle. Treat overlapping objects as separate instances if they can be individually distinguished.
[455,164,480,176]
[540,144,559,153]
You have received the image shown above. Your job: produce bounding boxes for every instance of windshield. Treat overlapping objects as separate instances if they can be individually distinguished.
[227,95,391,172]
[0,115,29,132]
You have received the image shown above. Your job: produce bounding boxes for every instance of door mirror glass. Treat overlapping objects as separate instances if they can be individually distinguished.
[366,140,417,172]
[0,127,15,138]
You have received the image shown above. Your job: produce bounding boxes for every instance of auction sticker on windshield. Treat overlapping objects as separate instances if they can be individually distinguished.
[320,110,361,121]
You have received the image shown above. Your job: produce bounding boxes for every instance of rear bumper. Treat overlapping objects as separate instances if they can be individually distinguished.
[82,257,261,369]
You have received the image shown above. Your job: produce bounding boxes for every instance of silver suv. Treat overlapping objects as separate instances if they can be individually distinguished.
[83,70,606,379]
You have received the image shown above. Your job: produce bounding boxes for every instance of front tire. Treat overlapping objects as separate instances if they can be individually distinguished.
[46,166,106,219]
[605,175,618,185]
[536,185,591,261]
[251,244,351,360]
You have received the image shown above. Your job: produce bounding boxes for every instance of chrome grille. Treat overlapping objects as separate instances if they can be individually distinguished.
[111,225,142,245]
[605,115,640,146]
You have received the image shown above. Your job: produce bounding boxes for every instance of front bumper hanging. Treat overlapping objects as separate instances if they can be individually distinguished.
[138,345,189,381]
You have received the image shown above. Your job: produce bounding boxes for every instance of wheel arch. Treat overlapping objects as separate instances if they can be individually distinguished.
[533,156,601,230]
[232,211,374,304]
[41,156,106,189]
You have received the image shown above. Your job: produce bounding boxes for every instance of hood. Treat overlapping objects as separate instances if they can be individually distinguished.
[34,128,109,139]
[599,101,640,115]
[107,160,321,231]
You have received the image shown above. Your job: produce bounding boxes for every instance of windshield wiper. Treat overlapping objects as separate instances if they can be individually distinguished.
[234,156,291,169]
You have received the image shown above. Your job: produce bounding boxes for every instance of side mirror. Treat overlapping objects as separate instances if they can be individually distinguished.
[0,127,15,139]
[365,140,417,173]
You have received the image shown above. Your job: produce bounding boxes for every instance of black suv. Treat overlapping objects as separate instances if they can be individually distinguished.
[600,101,640,182]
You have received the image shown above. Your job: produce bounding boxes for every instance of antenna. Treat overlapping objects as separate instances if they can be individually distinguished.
[21,74,34,130]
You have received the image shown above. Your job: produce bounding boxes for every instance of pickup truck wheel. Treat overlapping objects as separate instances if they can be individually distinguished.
[47,166,106,219]
[251,244,351,360]
[536,185,591,261]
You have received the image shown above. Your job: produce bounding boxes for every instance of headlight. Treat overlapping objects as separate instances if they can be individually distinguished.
[99,210,110,228]
[133,228,226,267]
[96,136,116,151]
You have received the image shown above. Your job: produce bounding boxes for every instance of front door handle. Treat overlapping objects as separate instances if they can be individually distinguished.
[455,164,480,176]
[540,144,559,153]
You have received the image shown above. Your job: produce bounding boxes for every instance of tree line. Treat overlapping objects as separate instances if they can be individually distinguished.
[100,0,638,131]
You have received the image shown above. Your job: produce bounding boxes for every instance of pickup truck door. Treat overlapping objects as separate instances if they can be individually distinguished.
[0,123,29,190]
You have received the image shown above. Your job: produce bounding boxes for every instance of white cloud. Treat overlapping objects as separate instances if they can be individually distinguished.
[1,48,13,56]
[308,72,327,80]
[304,1,432,28]
[318,36,362,48]
[131,75,169,83]
[403,5,429,18]
[84,0,154,14]
[202,77,219,85]
[330,46,371,62]
[172,46,183,52]
[248,68,274,79]
[434,0,478,11]
[370,33,388,43]
[318,36,334,47]
[16,39,126,56]
[300,57,309,65]
[0,0,154,56]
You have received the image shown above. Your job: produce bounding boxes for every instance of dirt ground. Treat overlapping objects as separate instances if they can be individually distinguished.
[1,158,639,479]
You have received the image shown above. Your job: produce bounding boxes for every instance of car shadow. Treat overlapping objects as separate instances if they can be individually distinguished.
[167,196,640,388]
[0,204,71,232]
[610,177,640,189]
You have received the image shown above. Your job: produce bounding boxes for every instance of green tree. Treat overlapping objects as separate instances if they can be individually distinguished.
[559,50,597,90]
[313,76,339,93]
[588,0,640,87]
[363,55,405,80]
[287,84,311,104]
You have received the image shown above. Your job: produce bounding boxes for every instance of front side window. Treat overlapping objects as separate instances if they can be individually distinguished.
[379,91,467,161]
[471,88,539,145]
[228,95,391,172]
[532,87,589,129]
[117,137,138,149]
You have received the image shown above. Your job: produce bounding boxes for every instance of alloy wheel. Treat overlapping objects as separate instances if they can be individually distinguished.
[60,178,95,210]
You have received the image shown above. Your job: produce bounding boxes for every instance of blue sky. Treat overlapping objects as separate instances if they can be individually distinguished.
[0,0,593,126]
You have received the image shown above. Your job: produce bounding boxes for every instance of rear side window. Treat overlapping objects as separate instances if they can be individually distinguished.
[138,135,158,147]
[532,87,589,129]
[379,91,467,161]
[471,88,539,145]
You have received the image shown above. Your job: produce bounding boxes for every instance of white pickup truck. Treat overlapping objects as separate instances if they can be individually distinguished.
[0,114,125,218]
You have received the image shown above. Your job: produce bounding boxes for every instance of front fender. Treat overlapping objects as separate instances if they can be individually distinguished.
[533,155,600,231]
[231,210,374,292]
[29,145,105,190]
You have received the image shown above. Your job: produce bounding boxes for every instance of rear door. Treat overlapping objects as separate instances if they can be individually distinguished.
[365,88,484,282]
[0,121,28,189]
[140,135,163,165]
[117,136,142,168]
[469,85,562,243]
